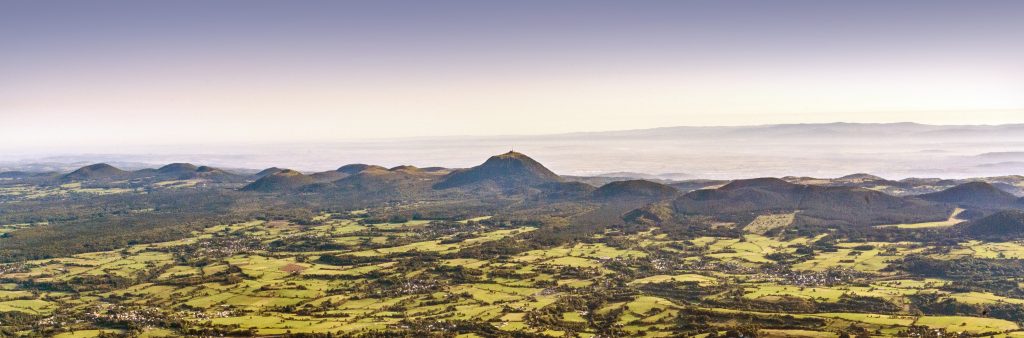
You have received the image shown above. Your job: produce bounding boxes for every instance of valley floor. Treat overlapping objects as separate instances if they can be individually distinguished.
[4,212,1024,337]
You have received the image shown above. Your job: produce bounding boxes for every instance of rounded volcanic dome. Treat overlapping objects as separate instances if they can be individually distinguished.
[337,164,387,175]
[195,166,220,173]
[276,169,303,176]
[63,163,127,180]
[241,169,314,191]
[433,151,561,189]
[592,179,678,199]
[157,163,198,173]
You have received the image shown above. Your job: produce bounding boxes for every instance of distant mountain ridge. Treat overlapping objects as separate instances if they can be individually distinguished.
[9,147,1024,201]
[559,122,1024,140]
[8,150,1024,230]
[7,122,1024,179]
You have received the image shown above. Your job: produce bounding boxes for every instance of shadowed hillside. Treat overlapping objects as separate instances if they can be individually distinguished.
[676,178,805,213]
[323,165,446,199]
[253,167,284,178]
[590,179,678,200]
[309,170,348,182]
[241,169,314,192]
[157,163,199,174]
[147,163,242,182]
[961,209,1024,240]
[674,177,952,226]
[918,182,1022,209]
[62,163,128,180]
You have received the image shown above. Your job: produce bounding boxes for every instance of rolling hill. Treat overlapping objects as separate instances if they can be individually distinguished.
[337,164,387,175]
[0,171,53,180]
[961,209,1024,239]
[918,182,1022,209]
[241,169,315,192]
[309,170,349,183]
[253,167,284,179]
[324,165,448,200]
[156,163,199,175]
[836,173,887,182]
[148,163,241,181]
[674,177,951,226]
[62,163,128,180]
[190,166,243,181]
[590,179,678,200]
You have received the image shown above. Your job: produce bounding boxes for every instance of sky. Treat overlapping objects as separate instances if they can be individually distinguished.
[2,0,1023,150]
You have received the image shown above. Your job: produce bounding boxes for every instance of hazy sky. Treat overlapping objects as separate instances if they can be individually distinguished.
[2,0,1023,149]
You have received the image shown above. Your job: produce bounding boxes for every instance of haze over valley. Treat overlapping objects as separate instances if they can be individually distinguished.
[7,122,1024,180]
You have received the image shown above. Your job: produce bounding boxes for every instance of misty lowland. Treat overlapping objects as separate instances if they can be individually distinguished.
[5,147,1024,337]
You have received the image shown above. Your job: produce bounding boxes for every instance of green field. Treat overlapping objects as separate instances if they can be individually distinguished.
[4,213,1023,337]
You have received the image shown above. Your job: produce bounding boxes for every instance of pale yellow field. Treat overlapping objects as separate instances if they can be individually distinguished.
[877,208,964,229]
